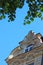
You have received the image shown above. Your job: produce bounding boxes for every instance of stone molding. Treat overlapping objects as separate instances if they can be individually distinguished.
[6,45,43,64]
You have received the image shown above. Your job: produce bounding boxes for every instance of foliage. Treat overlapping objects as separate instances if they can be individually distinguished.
[0,0,43,24]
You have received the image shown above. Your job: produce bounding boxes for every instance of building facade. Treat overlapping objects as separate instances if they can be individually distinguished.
[5,31,43,65]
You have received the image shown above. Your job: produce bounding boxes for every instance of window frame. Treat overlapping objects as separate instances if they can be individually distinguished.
[25,44,33,53]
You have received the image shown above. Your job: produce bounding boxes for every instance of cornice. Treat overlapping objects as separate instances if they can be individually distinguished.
[6,45,43,64]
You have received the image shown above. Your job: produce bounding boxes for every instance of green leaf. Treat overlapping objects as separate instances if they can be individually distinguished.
[24,22,26,25]
[24,20,31,25]
[37,12,42,17]
[41,17,43,20]
[27,11,30,16]
[26,21,31,24]
[30,18,34,21]
[25,16,28,19]
[6,3,10,6]
[0,16,2,20]
[2,15,5,18]
[41,8,43,12]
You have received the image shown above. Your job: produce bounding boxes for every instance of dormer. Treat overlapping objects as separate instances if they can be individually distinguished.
[25,44,33,53]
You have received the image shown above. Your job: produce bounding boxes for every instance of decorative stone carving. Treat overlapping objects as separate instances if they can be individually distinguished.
[25,54,35,62]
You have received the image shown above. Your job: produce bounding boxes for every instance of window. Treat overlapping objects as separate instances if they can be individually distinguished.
[25,48,28,52]
[41,54,43,65]
[29,63,34,65]
[25,44,33,53]
[27,63,34,65]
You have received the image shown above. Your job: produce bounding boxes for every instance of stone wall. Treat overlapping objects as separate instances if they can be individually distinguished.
[34,55,42,65]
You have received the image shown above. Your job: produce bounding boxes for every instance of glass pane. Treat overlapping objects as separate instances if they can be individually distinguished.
[41,55,43,65]
[25,48,28,53]
[29,63,34,65]
[25,44,33,53]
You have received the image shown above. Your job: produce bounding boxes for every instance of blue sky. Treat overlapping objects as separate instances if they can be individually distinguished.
[0,2,43,65]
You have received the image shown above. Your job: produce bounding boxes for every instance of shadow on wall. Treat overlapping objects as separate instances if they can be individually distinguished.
[41,37,43,42]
